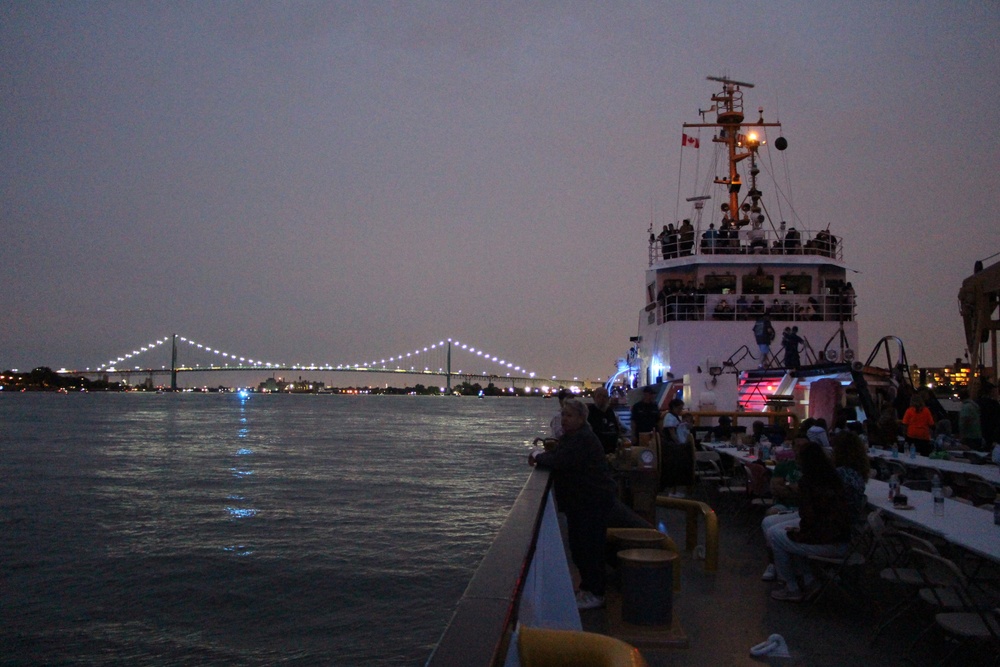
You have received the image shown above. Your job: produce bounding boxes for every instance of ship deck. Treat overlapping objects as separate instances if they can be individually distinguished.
[576,491,999,666]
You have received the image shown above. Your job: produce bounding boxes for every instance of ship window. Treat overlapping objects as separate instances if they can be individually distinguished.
[704,274,737,294]
[741,271,774,295]
[779,274,812,295]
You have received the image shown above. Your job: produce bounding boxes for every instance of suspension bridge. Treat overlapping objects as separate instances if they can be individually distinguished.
[58,335,594,391]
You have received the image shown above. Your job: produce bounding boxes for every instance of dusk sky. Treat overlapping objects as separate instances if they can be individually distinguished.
[3,2,999,384]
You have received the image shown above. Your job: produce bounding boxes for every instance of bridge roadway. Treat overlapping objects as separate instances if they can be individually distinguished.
[63,366,592,389]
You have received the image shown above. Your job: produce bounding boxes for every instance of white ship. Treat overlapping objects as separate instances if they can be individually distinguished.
[618,77,869,417]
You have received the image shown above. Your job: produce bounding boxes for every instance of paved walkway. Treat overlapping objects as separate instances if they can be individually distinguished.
[578,489,999,666]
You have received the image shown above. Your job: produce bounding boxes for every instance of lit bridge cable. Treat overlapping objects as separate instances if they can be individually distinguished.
[90,335,546,381]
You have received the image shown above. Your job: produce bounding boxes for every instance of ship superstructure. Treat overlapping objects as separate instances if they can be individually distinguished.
[629,77,859,413]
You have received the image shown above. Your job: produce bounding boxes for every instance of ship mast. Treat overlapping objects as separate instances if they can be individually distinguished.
[684,76,783,228]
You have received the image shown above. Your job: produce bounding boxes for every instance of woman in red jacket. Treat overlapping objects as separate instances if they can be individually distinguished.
[901,394,935,456]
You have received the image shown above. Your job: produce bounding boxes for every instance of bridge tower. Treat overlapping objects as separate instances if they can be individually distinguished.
[445,341,452,393]
[170,334,178,391]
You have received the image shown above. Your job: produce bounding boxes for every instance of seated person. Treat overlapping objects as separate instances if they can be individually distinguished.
[713,415,734,441]
[766,441,852,602]
[713,299,734,319]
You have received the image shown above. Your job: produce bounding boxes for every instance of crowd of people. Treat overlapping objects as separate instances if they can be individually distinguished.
[657,282,855,324]
[527,378,1000,613]
[652,221,840,259]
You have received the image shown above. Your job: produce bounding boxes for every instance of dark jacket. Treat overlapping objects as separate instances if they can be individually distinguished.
[533,424,617,514]
[791,476,851,545]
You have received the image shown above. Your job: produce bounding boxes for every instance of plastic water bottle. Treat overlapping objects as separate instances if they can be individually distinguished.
[888,473,899,500]
[932,474,944,517]
[892,439,900,459]
[908,442,916,459]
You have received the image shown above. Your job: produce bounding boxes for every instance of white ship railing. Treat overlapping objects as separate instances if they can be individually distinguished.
[648,227,844,265]
[646,292,855,325]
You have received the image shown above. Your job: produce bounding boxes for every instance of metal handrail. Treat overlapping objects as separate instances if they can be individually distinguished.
[649,292,855,324]
[649,227,844,264]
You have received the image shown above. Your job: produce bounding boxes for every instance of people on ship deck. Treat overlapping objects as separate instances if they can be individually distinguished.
[529,397,617,610]
[752,316,776,368]
[713,299,734,320]
[701,223,719,254]
[660,398,694,490]
[782,326,802,368]
[760,435,805,584]
[549,388,570,438]
[783,227,801,253]
[958,388,984,451]
[767,441,852,602]
[678,219,695,255]
[657,224,670,259]
[630,386,661,442]
[831,431,869,525]
[975,381,1000,452]
[588,387,623,456]
[901,394,935,456]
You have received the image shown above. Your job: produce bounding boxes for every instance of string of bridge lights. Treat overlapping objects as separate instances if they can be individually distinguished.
[95,337,540,378]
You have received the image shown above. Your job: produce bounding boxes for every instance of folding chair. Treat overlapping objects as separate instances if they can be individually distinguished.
[905,548,1000,665]
[694,450,744,505]
[868,515,940,645]
[966,477,997,507]
[806,514,871,607]
[740,463,773,537]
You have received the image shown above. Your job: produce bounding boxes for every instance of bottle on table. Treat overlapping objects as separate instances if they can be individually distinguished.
[888,473,899,500]
[932,474,944,517]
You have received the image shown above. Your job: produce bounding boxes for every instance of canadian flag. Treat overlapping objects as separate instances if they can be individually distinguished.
[682,133,699,148]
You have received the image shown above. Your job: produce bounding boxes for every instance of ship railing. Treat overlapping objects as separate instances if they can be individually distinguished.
[647,292,855,325]
[648,227,843,264]
[426,469,580,667]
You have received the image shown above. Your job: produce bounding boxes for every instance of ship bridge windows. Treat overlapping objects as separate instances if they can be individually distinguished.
[741,269,774,295]
[779,274,813,295]
[704,274,737,294]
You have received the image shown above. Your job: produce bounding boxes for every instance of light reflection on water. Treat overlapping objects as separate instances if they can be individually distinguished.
[0,393,554,666]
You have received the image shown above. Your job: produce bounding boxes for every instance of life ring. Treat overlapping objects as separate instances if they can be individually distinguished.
[517,626,649,667]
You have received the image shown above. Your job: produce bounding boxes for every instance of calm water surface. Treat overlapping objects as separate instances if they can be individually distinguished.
[0,393,554,666]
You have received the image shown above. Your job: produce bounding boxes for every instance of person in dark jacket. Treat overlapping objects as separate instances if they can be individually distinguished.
[630,386,661,441]
[766,441,852,602]
[530,397,618,610]
[588,386,623,455]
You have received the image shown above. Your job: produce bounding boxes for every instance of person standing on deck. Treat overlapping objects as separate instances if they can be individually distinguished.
[588,387,623,456]
[679,219,695,255]
[901,394,935,456]
[753,316,776,368]
[958,388,983,451]
[529,398,617,610]
[782,326,802,368]
[630,386,661,442]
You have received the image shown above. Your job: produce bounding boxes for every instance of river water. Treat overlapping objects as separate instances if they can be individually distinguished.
[0,393,555,666]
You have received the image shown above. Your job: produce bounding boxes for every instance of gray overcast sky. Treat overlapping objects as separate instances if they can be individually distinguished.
[2,1,999,383]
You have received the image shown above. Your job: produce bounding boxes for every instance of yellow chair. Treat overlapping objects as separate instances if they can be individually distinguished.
[518,626,649,667]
